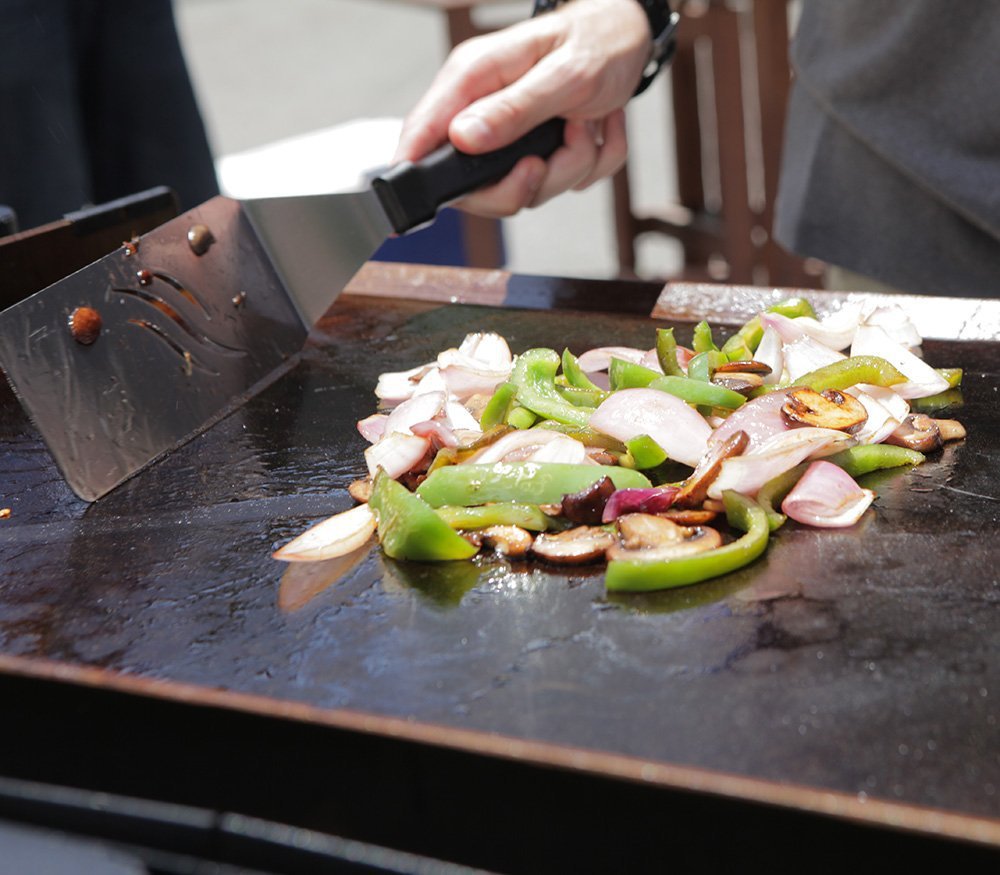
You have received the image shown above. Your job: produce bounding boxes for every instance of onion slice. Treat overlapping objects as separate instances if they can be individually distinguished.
[273,504,376,562]
[781,460,875,527]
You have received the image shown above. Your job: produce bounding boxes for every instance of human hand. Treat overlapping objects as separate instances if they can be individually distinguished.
[393,0,652,217]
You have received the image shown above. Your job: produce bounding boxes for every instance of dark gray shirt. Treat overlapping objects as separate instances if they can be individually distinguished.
[774,1,1000,296]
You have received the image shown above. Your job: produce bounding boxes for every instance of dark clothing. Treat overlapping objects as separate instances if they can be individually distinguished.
[774,1,1000,296]
[0,0,218,230]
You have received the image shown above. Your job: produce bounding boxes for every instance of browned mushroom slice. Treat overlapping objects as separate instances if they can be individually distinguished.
[531,526,616,565]
[607,513,722,562]
[712,372,765,395]
[561,475,616,524]
[673,430,750,509]
[714,360,773,376]
[348,477,373,503]
[480,525,534,558]
[658,508,719,526]
[934,419,967,442]
[885,413,943,452]
[782,388,868,433]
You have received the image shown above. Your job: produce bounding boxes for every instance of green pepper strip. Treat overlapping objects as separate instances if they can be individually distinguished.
[692,320,718,353]
[761,355,907,395]
[562,348,603,391]
[655,328,685,377]
[417,462,651,508]
[557,385,609,408]
[823,444,925,478]
[480,382,517,430]
[755,463,807,531]
[507,406,538,429]
[608,358,662,390]
[909,388,963,414]
[369,470,478,561]
[510,348,591,427]
[648,375,745,409]
[936,367,963,388]
[435,503,553,532]
[605,491,769,592]
[531,421,627,453]
[626,434,668,469]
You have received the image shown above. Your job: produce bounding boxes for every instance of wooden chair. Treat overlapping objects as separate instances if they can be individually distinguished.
[615,0,822,285]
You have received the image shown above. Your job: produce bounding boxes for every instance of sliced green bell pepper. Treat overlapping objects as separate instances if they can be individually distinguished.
[417,462,651,508]
[561,348,603,391]
[626,434,668,469]
[435,503,554,531]
[510,348,591,428]
[655,327,685,377]
[608,358,662,390]
[369,470,478,562]
[648,375,745,409]
[605,490,769,591]
[692,320,718,354]
[480,381,517,430]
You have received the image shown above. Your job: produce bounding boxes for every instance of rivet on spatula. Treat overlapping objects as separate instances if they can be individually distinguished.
[187,224,215,255]
[69,306,102,345]
[122,236,140,256]
[137,269,154,286]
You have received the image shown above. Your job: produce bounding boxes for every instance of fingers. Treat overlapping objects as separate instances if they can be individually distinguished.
[455,113,626,217]
[394,21,555,162]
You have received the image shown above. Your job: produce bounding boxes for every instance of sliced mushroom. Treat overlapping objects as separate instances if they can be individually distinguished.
[782,388,868,434]
[714,360,773,376]
[885,413,942,452]
[673,429,750,509]
[607,513,722,562]
[531,526,616,565]
[712,372,764,395]
[934,418,967,442]
[616,513,689,549]
[702,498,726,514]
[658,508,719,526]
[480,525,534,558]
[348,478,373,504]
[561,475,616,524]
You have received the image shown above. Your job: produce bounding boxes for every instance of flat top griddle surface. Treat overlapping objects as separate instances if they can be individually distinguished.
[2,292,998,824]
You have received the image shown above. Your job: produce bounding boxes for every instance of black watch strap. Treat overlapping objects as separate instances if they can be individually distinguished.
[531,0,678,95]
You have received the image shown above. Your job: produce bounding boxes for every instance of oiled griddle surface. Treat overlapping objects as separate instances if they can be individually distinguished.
[1,294,998,822]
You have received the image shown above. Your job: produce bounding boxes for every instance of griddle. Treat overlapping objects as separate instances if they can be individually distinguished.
[1,266,998,871]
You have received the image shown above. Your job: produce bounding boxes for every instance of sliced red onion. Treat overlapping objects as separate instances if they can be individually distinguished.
[457,331,512,370]
[602,486,681,523]
[443,400,482,433]
[851,324,949,399]
[782,335,845,383]
[577,346,648,372]
[357,413,388,444]
[762,305,862,351]
[466,427,566,464]
[439,363,510,400]
[364,432,431,479]
[707,426,856,499]
[709,389,790,452]
[781,460,875,527]
[590,388,712,467]
[410,419,459,449]
[639,349,664,372]
[272,504,376,562]
[862,305,922,350]
[374,363,433,404]
[527,434,588,464]
[845,385,909,445]
[754,326,784,384]
[383,390,446,437]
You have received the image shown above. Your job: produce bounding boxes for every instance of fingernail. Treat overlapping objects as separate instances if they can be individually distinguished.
[525,162,545,194]
[452,114,491,150]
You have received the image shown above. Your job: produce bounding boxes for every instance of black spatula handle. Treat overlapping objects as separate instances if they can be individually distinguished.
[373,117,566,234]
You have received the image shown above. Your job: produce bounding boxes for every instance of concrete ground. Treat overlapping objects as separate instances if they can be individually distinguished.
[174,0,682,279]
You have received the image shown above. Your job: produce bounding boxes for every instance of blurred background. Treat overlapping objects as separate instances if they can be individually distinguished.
[174,0,683,279]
